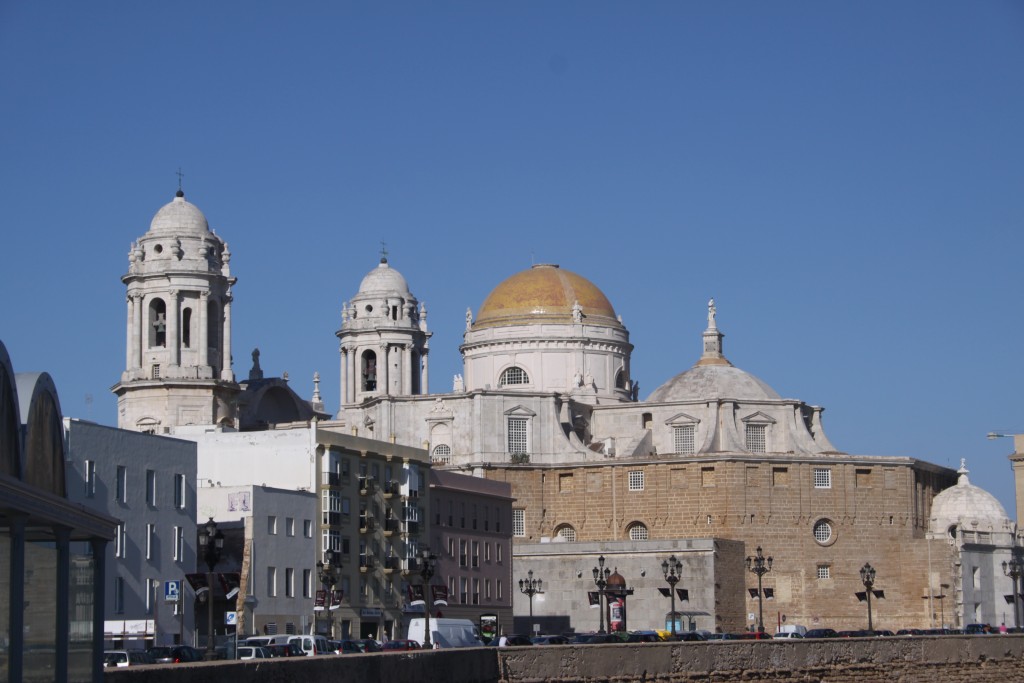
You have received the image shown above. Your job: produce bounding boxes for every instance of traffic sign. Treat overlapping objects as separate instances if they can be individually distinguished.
[164,580,181,603]
[225,611,238,626]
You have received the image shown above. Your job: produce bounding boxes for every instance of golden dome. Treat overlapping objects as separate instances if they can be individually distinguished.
[474,264,620,329]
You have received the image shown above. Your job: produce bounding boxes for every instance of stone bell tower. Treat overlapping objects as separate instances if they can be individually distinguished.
[111,189,239,432]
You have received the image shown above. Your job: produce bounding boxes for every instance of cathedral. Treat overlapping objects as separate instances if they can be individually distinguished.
[114,189,1020,635]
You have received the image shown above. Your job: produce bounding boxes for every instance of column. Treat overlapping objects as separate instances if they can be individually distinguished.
[90,539,108,683]
[132,294,143,369]
[221,295,234,380]
[347,346,356,404]
[8,516,26,683]
[125,295,134,371]
[380,344,390,396]
[199,292,209,368]
[339,344,346,412]
[402,344,412,396]
[421,350,429,394]
[167,290,180,367]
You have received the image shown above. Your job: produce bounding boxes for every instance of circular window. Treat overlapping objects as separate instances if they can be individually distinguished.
[555,525,577,542]
[365,305,373,313]
[947,524,958,540]
[813,519,834,545]
[627,522,648,541]
[153,244,163,253]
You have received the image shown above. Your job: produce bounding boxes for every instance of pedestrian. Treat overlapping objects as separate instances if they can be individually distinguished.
[497,633,509,647]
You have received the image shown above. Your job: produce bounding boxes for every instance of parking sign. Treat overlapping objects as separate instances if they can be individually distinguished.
[165,580,181,603]
[225,611,237,626]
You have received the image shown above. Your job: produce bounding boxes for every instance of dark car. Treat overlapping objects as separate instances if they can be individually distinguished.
[582,633,621,644]
[382,639,421,651]
[733,631,773,640]
[267,642,304,657]
[147,645,201,663]
[358,639,383,652]
[335,639,365,654]
[531,635,571,645]
[672,632,706,642]
[965,623,993,635]
[497,634,534,646]
[804,628,838,639]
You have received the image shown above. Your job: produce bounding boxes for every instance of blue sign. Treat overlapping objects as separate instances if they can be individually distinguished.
[164,580,181,603]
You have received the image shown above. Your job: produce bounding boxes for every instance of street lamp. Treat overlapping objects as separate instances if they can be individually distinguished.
[1003,558,1022,629]
[419,549,437,649]
[745,546,772,633]
[317,550,341,639]
[859,563,877,631]
[518,570,542,636]
[661,555,683,637]
[592,555,611,634]
[198,517,224,661]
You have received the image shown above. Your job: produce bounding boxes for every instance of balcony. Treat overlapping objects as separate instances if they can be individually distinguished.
[404,520,420,536]
[359,516,376,533]
[321,512,342,527]
[402,559,421,576]
[381,480,399,497]
[382,556,400,573]
[325,472,341,487]
[383,518,400,536]
[359,555,375,572]
[359,477,375,496]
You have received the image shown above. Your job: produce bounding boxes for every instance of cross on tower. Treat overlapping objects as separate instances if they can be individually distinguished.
[175,167,185,192]
[380,241,389,263]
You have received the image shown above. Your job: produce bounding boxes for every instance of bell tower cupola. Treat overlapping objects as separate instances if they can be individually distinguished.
[112,188,240,432]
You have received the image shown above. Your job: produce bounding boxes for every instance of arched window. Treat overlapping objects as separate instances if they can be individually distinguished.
[148,298,167,348]
[627,522,648,541]
[615,370,626,389]
[432,444,452,465]
[361,350,377,391]
[555,524,577,542]
[499,366,529,386]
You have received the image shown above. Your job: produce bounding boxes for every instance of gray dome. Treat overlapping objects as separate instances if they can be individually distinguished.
[647,365,781,403]
[357,260,410,297]
[930,461,1012,536]
[149,191,210,235]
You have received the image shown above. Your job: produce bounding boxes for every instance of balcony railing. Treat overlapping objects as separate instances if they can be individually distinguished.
[359,516,376,533]
[384,518,400,534]
[359,555,375,572]
[404,520,420,535]
[381,480,399,497]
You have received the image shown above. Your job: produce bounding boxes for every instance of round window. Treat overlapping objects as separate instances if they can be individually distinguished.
[813,519,834,545]
[153,244,163,253]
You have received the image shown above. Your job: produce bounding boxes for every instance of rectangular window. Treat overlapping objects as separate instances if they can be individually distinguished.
[460,577,468,605]
[448,537,455,558]
[267,567,277,597]
[285,568,295,598]
[817,565,830,579]
[486,579,492,600]
[174,473,186,509]
[856,468,873,488]
[114,577,125,614]
[484,542,491,563]
[268,515,278,535]
[497,579,503,600]
[472,541,480,568]
[507,417,528,455]
[286,517,295,536]
[173,526,184,562]
[674,425,695,454]
[115,465,127,503]
[146,524,154,560]
[628,470,644,491]
[473,578,480,605]
[303,569,312,598]
[745,424,766,453]
[813,468,832,489]
[115,523,126,558]
[772,467,790,487]
[497,543,503,564]
[513,509,525,537]
[304,519,313,538]
[146,469,157,506]
[84,460,96,497]
[460,540,468,567]
[559,473,573,493]
[701,466,716,487]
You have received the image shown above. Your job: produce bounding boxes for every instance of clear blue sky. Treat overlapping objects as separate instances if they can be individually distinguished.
[2,2,1023,513]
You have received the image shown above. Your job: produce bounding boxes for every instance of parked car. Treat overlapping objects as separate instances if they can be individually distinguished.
[804,628,838,639]
[104,650,154,667]
[358,638,383,652]
[382,639,421,651]
[672,632,706,642]
[335,639,366,654]
[733,631,773,640]
[581,633,620,644]
[965,623,993,635]
[148,645,202,663]
[531,635,571,645]
[497,634,534,646]
[773,631,804,639]
[237,645,271,660]
[267,642,304,657]
[625,631,664,643]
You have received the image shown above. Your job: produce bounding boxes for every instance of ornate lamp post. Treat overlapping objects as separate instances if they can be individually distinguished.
[419,549,438,648]
[198,517,224,661]
[661,555,683,636]
[592,555,611,634]
[745,546,772,633]
[317,549,341,639]
[859,563,877,631]
[518,570,543,636]
[1003,558,1023,629]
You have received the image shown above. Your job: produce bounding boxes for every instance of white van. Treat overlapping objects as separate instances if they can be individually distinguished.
[407,618,481,648]
[776,624,807,637]
[287,634,329,656]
